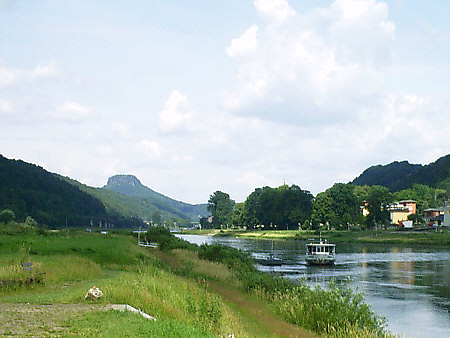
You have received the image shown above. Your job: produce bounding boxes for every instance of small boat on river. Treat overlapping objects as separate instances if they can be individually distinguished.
[305,235,336,265]
[255,240,283,266]
[258,253,282,266]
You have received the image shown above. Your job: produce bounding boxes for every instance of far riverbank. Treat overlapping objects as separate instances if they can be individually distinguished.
[179,229,450,246]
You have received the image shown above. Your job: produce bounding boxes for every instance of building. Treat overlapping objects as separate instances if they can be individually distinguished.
[423,202,450,227]
[423,208,441,224]
[388,200,417,226]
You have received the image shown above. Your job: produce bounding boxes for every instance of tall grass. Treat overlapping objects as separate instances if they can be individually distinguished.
[198,242,392,337]
[267,281,391,337]
[97,263,222,333]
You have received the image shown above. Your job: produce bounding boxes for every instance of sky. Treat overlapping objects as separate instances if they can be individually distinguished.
[1,0,449,204]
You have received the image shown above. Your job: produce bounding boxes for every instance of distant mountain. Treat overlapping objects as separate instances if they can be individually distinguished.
[352,154,450,192]
[104,175,209,221]
[0,155,142,229]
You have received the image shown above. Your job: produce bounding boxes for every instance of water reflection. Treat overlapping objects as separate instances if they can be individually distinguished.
[177,234,450,337]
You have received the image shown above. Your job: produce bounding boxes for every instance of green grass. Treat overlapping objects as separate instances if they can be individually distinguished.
[1,225,394,337]
[65,310,214,337]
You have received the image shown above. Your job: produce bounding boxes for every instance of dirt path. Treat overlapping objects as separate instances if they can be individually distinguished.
[208,280,316,338]
[0,303,107,337]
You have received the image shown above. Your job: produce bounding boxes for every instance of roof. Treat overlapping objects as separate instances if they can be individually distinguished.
[398,200,417,203]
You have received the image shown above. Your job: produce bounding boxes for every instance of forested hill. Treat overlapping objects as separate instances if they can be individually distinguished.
[351,154,450,192]
[0,155,143,228]
[104,175,209,220]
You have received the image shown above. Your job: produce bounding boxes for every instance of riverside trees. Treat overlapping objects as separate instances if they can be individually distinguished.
[236,185,313,230]
[210,182,447,230]
[207,191,235,228]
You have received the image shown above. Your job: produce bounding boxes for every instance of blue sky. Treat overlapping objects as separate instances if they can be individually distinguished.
[1,0,449,204]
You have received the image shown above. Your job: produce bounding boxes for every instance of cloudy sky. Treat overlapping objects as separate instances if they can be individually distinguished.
[1,0,449,204]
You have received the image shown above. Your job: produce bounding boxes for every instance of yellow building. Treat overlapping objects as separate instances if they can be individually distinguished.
[390,210,410,224]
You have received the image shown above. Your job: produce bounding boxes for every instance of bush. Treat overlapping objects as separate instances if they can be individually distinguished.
[146,226,197,251]
[25,216,38,227]
[0,209,15,224]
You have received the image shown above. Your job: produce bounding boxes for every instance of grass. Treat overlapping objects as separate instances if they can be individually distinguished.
[66,311,215,337]
[1,225,394,337]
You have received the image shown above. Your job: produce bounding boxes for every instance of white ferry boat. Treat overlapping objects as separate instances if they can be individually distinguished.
[305,235,336,265]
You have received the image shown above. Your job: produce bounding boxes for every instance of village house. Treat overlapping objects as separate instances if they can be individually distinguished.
[426,202,450,228]
[388,200,417,226]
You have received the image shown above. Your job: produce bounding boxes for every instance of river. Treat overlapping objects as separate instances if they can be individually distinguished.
[176,234,450,338]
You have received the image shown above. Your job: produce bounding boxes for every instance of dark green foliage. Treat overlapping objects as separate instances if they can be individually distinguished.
[352,154,450,193]
[242,185,313,229]
[146,226,197,250]
[0,155,144,229]
[0,155,104,227]
[365,186,392,228]
[207,191,235,228]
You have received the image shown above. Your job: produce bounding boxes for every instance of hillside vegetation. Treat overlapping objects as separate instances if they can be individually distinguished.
[104,175,208,221]
[0,155,140,229]
[352,154,450,192]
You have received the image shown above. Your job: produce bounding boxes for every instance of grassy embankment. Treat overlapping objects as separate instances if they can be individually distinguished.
[0,224,393,337]
[184,228,450,246]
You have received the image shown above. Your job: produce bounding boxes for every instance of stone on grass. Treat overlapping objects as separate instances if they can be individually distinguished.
[84,286,104,300]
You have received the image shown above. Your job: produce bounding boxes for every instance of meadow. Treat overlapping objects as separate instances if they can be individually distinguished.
[0,224,394,337]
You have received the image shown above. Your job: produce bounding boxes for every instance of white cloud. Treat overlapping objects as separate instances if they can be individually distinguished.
[135,139,162,160]
[158,90,194,133]
[31,63,60,79]
[224,0,395,126]
[254,0,296,24]
[227,25,259,57]
[51,101,92,122]
[0,61,59,87]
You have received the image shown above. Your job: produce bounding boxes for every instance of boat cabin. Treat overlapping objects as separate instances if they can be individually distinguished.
[305,238,336,265]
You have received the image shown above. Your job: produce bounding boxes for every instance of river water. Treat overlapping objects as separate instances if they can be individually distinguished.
[176,234,450,338]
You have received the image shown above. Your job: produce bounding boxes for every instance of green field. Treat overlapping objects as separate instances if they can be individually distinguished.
[0,224,394,337]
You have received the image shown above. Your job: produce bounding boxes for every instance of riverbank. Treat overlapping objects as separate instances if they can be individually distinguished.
[180,228,450,246]
[0,225,392,337]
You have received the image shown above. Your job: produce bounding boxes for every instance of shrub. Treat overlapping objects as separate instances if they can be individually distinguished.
[146,226,197,251]
[0,209,15,224]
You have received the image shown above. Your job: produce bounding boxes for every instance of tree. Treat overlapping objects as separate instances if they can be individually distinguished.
[365,185,392,228]
[243,185,313,230]
[311,192,334,228]
[0,209,15,224]
[207,191,235,228]
[327,183,359,226]
[199,217,210,229]
[151,210,162,226]
[232,202,247,228]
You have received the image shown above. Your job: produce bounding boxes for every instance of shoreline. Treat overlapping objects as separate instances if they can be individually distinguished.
[177,229,450,246]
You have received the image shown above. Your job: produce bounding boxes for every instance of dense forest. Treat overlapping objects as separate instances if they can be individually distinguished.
[0,155,143,229]
[352,154,450,192]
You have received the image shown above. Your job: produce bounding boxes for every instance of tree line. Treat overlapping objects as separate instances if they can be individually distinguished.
[204,183,448,230]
